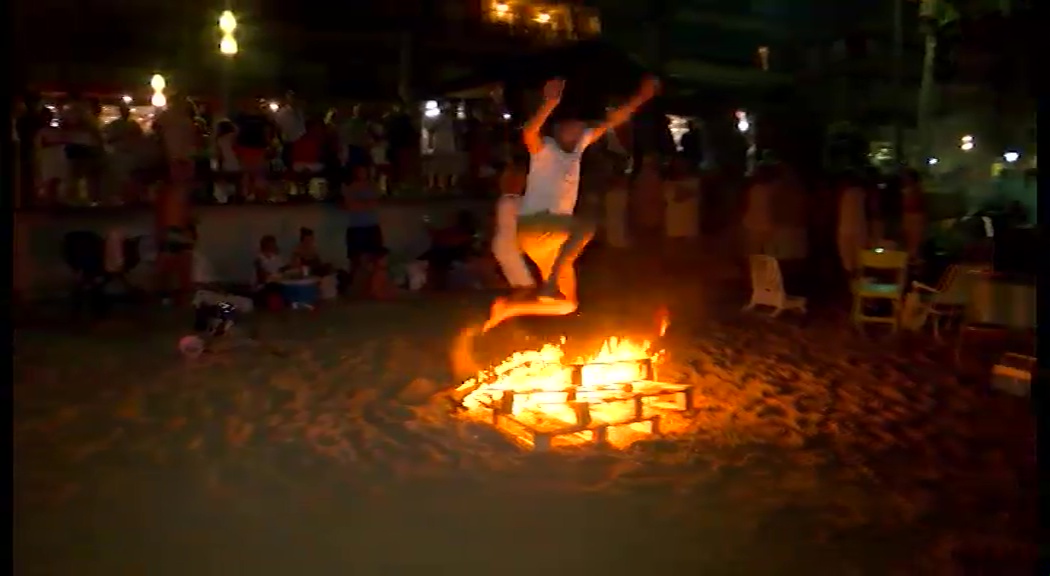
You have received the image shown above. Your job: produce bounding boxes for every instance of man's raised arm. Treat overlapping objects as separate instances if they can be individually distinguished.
[589,76,660,143]
[522,78,565,154]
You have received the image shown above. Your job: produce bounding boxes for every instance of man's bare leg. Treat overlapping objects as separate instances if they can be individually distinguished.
[482,215,593,332]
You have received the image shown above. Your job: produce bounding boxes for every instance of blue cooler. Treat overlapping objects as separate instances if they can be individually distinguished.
[278,278,320,307]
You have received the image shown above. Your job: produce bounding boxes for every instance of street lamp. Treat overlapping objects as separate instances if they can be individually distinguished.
[150,74,166,108]
[218,10,238,118]
[219,10,238,55]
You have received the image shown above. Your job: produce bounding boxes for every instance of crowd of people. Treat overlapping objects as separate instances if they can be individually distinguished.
[12,90,522,208]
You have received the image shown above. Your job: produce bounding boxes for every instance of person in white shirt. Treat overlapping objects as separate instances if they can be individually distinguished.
[273,91,306,167]
[427,110,463,192]
[482,75,659,331]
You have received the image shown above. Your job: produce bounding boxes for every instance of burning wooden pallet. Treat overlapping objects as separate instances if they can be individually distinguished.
[464,358,697,451]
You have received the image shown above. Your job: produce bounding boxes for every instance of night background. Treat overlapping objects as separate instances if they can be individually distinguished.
[10,0,1040,574]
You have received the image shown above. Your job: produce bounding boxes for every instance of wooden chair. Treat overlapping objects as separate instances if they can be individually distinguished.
[851,249,908,332]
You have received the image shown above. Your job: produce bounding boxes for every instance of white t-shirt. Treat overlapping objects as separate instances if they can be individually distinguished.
[274,106,306,143]
[255,252,286,280]
[431,117,457,154]
[519,130,594,216]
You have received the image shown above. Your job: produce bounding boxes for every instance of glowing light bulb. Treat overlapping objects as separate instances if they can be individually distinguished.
[218,10,237,34]
[220,36,238,55]
[535,12,551,23]
[150,74,166,91]
[151,93,167,108]
[1003,151,1019,163]
[121,95,132,104]
[927,157,938,165]
[268,101,279,112]
[494,3,509,14]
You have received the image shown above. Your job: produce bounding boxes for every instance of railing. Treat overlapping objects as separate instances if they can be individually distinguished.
[16,155,498,212]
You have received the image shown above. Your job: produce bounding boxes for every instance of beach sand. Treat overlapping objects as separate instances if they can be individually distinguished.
[13,251,1036,575]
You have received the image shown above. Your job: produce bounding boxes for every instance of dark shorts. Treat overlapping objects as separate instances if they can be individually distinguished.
[345,225,385,259]
[65,144,100,161]
[345,145,372,169]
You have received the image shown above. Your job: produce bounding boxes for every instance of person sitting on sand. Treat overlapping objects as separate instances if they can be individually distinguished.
[482,75,659,331]
[258,232,296,285]
[291,227,333,276]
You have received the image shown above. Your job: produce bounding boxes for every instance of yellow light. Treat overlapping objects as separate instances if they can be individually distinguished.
[121,95,132,104]
[494,2,509,14]
[218,10,237,34]
[150,74,166,91]
[268,101,279,112]
[535,12,551,23]
[151,93,167,108]
[961,135,973,143]
[220,35,239,55]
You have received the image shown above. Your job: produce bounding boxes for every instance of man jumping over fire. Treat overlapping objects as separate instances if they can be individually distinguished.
[484,75,659,332]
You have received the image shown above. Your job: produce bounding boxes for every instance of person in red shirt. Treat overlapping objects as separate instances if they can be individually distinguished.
[290,118,325,198]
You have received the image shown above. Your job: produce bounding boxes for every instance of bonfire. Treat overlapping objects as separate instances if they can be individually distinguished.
[454,321,696,451]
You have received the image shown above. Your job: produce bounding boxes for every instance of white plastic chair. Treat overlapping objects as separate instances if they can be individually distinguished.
[742,254,807,317]
[903,263,989,340]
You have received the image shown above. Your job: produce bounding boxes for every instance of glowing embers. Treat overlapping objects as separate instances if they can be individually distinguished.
[455,338,696,451]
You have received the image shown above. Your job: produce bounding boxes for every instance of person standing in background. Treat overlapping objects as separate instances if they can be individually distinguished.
[36,107,67,205]
[104,103,144,204]
[60,92,104,204]
[663,156,701,257]
[900,167,927,262]
[152,95,199,305]
[233,101,273,201]
[742,163,777,255]
[385,104,418,191]
[273,91,306,170]
[836,172,868,277]
[337,104,371,170]
[629,153,666,254]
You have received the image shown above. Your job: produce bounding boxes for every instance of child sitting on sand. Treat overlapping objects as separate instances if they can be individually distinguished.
[254,235,293,305]
[291,227,333,276]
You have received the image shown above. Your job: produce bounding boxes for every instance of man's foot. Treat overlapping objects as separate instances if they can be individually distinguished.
[482,297,511,332]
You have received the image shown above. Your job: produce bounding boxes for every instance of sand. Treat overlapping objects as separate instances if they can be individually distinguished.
[13,252,1036,575]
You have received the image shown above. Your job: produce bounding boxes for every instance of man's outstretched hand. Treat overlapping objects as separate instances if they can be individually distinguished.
[543,78,566,104]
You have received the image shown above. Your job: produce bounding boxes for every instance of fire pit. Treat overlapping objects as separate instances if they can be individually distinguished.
[454,336,696,451]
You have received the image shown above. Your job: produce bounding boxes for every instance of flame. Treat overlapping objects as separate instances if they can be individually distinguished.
[455,334,686,449]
